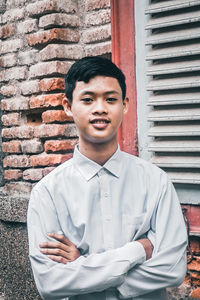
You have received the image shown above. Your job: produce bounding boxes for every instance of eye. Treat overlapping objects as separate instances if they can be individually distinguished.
[81,98,93,103]
[106,97,117,103]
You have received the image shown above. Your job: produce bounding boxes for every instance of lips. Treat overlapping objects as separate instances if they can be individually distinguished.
[90,118,110,129]
[90,118,110,124]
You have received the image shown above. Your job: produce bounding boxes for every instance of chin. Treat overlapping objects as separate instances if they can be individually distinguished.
[85,135,117,145]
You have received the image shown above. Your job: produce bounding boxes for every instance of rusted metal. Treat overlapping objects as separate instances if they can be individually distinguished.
[110,0,138,155]
[181,205,200,235]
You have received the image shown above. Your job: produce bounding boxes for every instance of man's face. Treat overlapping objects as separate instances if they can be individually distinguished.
[63,76,129,147]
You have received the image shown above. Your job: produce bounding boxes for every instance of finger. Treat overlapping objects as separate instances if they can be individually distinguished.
[40,247,71,259]
[47,255,69,264]
[39,241,70,253]
[47,233,73,246]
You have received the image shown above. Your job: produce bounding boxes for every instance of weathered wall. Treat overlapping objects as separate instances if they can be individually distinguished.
[0,0,111,298]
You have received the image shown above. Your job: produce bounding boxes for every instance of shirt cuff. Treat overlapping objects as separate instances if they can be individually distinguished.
[119,241,146,267]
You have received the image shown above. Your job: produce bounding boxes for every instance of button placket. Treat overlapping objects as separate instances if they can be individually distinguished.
[98,169,114,250]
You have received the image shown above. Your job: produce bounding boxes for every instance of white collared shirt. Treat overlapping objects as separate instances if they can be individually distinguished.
[27,146,187,300]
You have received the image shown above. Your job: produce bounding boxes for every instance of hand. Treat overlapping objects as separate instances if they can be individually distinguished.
[137,238,154,260]
[40,232,81,264]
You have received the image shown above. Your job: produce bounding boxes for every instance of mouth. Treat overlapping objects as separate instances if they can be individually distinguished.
[90,118,110,124]
[89,118,110,129]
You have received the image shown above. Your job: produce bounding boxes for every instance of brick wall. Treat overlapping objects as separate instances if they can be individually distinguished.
[0,0,111,201]
[0,0,111,298]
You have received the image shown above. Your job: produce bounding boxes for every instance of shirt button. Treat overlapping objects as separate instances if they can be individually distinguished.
[98,169,106,176]
[104,193,109,197]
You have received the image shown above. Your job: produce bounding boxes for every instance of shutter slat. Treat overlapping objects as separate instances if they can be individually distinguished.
[152,155,200,168]
[149,125,200,137]
[146,44,200,60]
[149,140,200,152]
[146,27,200,46]
[145,0,200,14]
[146,11,200,30]
[148,108,200,121]
[168,172,200,184]
[147,77,200,91]
[147,60,200,76]
[148,93,200,106]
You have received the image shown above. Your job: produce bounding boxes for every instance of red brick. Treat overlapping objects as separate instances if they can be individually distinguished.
[188,259,200,272]
[44,139,78,152]
[2,126,34,139]
[27,28,79,47]
[42,110,72,123]
[3,155,29,168]
[30,93,65,109]
[18,50,38,66]
[0,53,17,67]
[191,272,200,286]
[85,9,110,26]
[4,169,23,180]
[0,85,18,97]
[17,19,38,34]
[23,167,55,181]
[0,24,14,39]
[183,274,191,286]
[82,24,111,44]
[23,168,44,181]
[86,0,110,11]
[40,44,83,61]
[20,80,40,95]
[2,141,21,153]
[39,13,79,28]
[2,113,21,126]
[30,153,72,167]
[190,237,200,255]
[1,66,27,81]
[1,96,29,111]
[191,287,200,298]
[0,39,22,54]
[29,61,72,78]
[33,123,77,138]
[26,0,77,17]
[21,140,43,154]
[4,182,32,195]
[40,78,65,92]
[85,41,111,56]
[42,166,55,177]
[2,7,25,23]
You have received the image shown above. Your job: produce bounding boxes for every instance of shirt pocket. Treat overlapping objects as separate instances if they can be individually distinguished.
[122,213,146,242]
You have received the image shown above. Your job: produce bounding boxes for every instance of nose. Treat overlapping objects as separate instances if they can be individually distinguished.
[92,99,107,115]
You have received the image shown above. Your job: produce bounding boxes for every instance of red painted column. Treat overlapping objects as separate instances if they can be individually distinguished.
[111,0,138,155]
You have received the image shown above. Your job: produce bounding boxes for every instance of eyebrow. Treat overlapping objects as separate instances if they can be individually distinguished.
[80,90,120,96]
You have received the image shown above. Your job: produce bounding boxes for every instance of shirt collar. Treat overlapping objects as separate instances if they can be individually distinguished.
[73,145,123,181]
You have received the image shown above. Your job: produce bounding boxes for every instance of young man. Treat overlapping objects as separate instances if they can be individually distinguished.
[27,56,187,300]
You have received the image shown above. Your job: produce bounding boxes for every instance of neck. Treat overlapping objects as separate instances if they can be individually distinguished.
[78,139,118,165]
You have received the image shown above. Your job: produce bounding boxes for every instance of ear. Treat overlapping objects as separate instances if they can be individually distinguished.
[123,97,129,115]
[62,98,73,118]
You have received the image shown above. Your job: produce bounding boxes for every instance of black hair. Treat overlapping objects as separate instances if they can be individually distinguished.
[65,56,126,102]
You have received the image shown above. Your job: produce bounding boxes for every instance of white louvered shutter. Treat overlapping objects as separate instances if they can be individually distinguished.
[145,0,200,185]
